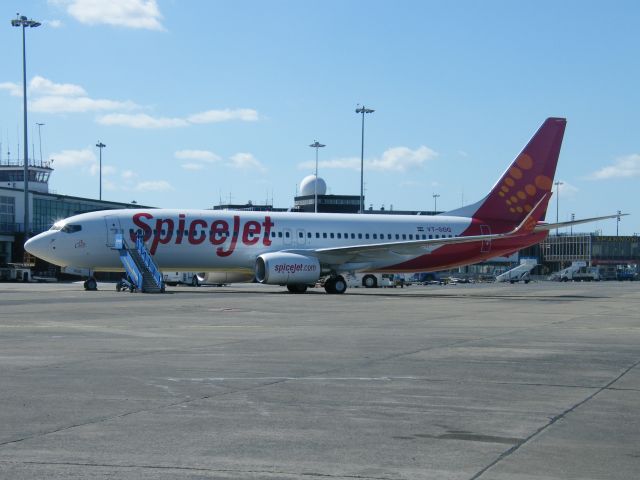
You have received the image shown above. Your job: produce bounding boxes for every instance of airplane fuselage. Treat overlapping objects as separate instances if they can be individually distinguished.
[29,208,547,274]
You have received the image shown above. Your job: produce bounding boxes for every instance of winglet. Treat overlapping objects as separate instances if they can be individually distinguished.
[510,192,551,236]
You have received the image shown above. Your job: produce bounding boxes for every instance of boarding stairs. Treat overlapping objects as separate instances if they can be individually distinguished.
[495,259,537,283]
[114,233,165,293]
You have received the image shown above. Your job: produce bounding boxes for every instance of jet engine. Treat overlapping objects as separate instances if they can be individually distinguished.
[255,252,321,285]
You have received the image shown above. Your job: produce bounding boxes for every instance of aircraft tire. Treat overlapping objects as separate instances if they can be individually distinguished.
[362,274,378,288]
[84,277,98,291]
[287,284,308,294]
[324,277,336,294]
[333,276,347,294]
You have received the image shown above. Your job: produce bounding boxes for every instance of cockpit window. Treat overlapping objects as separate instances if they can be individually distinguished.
[61,224,82,233]
[50,224,63,231]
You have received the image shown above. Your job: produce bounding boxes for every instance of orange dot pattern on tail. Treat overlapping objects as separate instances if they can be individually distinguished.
[500,153,552,212]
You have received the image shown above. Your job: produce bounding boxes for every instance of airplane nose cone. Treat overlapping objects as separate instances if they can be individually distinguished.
[24,232,55,263]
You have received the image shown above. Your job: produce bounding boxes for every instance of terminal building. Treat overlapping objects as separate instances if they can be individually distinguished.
[0,160,145,267]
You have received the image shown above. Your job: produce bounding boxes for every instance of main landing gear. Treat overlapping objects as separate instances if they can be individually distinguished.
[287,284,308,294]
[324,275,347,294]
[83,277,98,291]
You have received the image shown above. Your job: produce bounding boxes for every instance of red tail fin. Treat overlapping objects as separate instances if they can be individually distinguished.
[448,118,566,223]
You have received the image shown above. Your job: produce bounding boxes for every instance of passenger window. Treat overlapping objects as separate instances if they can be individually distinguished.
[330,233,335,239]
[278,232,283,238]
[316,232,320,238]
[299,232,303,238]
[373,234,377,239]
[402,234,406,240]
[351,233,355,239]
[285,232,290,238]
[337,233,342,239]
[429,234,433,239]
[358,233,363,239]
[323,232,327,239]
[307,232,312,238]
[365,234,370,239]
[409,234,413,240]
[396,234,400,240]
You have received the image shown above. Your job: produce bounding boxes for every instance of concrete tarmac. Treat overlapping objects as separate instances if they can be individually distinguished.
[0,281,639,479]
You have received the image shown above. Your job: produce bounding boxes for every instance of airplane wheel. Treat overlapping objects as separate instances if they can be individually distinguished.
[287,284,308,294]
[362,274,377,288]
[333,276,347,294]
[324,277,336,294]
[116,283,122,292]
[84,277,98,291]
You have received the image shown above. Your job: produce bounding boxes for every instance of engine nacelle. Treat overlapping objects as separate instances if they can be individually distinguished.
[255,252,321,285]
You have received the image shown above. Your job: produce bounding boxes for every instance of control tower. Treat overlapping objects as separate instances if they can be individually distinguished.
[0,158,53,193]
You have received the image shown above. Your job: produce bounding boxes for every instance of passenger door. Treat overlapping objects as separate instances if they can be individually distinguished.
[104,215,123,248]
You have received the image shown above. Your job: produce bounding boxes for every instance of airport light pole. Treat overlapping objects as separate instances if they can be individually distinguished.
[570,213,575,235]
[554,181,563,225]
[309,140,325,213]
[617,210,621,236]
[356,105,374,213]
[11,13,41,239]
[96,142,106,200]
[36,122,44,165]
[433,193,440,214]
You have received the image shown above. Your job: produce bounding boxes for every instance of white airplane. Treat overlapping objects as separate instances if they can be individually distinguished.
[25,118,622,294]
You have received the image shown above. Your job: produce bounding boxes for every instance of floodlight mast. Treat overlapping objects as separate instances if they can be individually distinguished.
[355,105,374,213]
[11,14,41,241]
[309,140,326,213]
[96,142,106,200]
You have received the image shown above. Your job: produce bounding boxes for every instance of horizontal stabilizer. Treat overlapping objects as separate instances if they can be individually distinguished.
[534,213,629,233]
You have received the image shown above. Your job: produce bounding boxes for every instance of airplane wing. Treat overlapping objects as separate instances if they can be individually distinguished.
[533,213,628,233]
[288,194,550,265]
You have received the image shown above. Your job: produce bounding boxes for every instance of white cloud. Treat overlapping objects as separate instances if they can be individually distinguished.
[53,0,165,31]
[50,148,96,168]
[135,180,174,192]
[89,164,117,176]
[188,108,259,124]
[98,109,259,129]
[589,154,640,180]
[121,170,137,180]
[1,75,259,129]
[97,113,188,128]
[181,163,206,171]
[30,76,86,97]
[298,146,437,172]
[174,150,221,162]
[46,19,63,28]
[229,153,266,172]
[0,82,22,97]
[554,180,578,199]
[370,146,437,172]
[32,96,138,113]
[0,76,139,114]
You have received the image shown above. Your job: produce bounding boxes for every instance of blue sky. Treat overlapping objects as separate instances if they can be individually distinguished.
[1,0,638,234]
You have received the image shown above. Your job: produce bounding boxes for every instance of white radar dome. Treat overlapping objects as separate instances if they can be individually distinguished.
[299,175,327,196]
